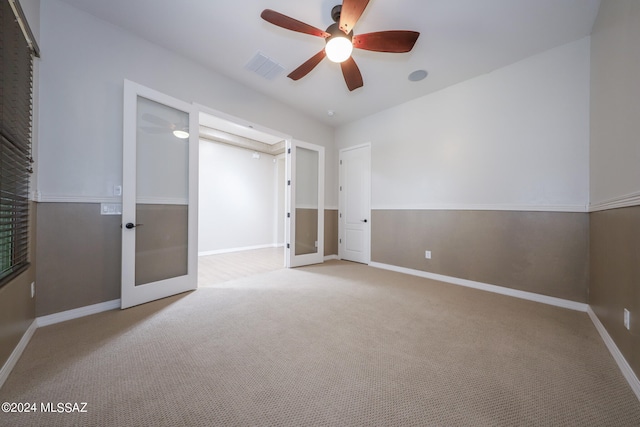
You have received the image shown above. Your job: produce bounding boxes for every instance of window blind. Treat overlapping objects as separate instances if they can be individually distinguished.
[0,0,36,285]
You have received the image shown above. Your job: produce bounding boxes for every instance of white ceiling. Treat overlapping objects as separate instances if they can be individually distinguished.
[58,0,600,127]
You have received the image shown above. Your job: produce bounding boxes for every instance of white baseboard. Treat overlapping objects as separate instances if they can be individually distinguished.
[589,191,640,212]
[369,262,588,312]
[0,320,37,389]
[324,255,339,261]
[37,299,121,327]
[587,307,640,401]
[199,244,282,257]
[371,203,588,213]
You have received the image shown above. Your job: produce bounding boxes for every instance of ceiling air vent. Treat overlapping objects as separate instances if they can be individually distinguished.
[244,52,285,80]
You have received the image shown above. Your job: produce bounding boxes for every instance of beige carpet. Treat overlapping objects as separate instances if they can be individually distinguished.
[2,261,640,426]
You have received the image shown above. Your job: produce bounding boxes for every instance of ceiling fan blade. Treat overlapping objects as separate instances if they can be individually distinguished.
[353,31,420,53]
[340,57,363,91]
[288,49,327,80]
[261,9,330,38]
[339,0,370,34]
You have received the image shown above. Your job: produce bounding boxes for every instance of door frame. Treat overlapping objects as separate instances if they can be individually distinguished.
[192,103,292,268]
[121,80,199,309]
[338,143,371,264]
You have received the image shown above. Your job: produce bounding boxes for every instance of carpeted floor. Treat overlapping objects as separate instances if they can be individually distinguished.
[1,260,639,426]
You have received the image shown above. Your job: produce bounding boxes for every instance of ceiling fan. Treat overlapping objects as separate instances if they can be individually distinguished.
[261,0,419,91]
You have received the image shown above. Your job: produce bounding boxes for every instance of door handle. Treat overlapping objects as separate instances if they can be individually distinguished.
[124,222,143,229]
[361,219,368,223]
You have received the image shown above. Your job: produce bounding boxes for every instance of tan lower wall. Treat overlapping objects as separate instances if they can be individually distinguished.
[589,205,640,377]
[35,203,340,316]
[135,205,188,285]
[295,208,319,255]
[36,203,121,317]
[293,208,338,257]
[0,202,37,368]
[372,210,589,302]
[324,209,338,256]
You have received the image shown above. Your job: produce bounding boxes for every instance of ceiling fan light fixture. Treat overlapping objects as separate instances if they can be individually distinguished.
[261,3,419,91]
[325,35,353,63]
[172,130,190,139]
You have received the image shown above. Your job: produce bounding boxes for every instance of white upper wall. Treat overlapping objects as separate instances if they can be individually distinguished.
[336,38,591,212]
[590,0,640,208]
[33,0,597,211]
[199,141,282,253]
[36,0,336,205]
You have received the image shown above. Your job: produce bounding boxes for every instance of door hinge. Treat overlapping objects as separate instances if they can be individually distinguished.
[340,186,342,191]
[339,212,342,218]
[287,212,290,218]
[340,160,342,165]
[287,243,290,249]
[339,238,342,244]
[287,148,291,154]
[288,180,291,186]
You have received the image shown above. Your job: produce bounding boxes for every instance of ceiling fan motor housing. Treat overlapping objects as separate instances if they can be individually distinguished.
[326,23,353,42]
[331,5,342,23]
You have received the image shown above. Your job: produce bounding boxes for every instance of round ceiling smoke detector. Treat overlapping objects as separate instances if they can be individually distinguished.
[408,69,428,82]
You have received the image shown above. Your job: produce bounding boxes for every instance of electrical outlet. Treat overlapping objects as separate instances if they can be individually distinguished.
[30,282,35,298]
[624,309,630,330]
[425,250,431,259]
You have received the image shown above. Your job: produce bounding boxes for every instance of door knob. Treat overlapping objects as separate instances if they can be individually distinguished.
[361,219,368,223]
[124,223,143,229]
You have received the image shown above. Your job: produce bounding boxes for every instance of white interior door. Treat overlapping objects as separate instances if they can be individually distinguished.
[286,140,325,268]
[121,80,198,309]
[339,144,371,264]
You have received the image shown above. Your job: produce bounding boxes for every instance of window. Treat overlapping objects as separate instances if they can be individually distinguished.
[0,0,39,286]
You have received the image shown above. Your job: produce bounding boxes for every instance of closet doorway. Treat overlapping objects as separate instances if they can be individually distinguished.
[197,110,288,286]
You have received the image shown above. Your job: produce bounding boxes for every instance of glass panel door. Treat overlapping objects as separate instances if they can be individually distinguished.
[134,97,189,285]
[295,147,319,256]
[121,80,198,309]
[287,140,324,268]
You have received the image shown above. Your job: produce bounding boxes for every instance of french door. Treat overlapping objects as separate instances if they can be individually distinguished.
[286,140,325,268]
[121,80,198,309]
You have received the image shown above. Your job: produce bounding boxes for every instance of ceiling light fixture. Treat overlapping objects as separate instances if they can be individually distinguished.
[325,6,353,64]
[172,130,190,139]
[325,29,353,63]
